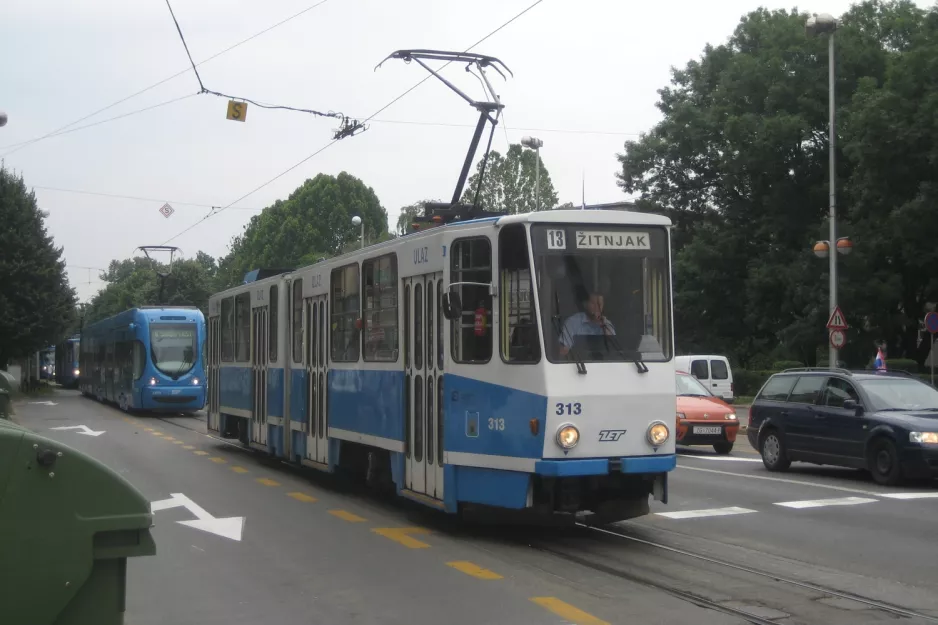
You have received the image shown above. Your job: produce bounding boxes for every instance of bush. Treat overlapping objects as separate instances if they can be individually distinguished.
[885,358,918,373]
[734,369,776,397]
[772,360,804,370]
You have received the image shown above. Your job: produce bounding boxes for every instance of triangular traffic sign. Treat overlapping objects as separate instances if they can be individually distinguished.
[826,305,848,330]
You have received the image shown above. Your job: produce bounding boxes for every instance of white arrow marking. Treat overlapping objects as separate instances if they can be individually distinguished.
[149,493,244,542]
[30,401,58,406]
[50,424,105,437]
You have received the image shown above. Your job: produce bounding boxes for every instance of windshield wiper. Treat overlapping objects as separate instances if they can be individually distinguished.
[599,323,648,374]
[170,357,193,380]
[554,291,586,374]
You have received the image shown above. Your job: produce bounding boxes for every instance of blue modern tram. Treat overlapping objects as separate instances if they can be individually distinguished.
[207,205,678,524]
[38,346,55,380]
[79,307,207,413]
[55,335,81,388]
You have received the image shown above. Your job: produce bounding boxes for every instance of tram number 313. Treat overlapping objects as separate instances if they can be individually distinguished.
[556,402,582,416]
[488,417,505,431]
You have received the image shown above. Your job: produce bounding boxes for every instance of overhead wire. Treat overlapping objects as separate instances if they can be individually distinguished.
[164,0,363,136]
[0,0,335,158]
[161,0,549,246]
[31,185,262,211]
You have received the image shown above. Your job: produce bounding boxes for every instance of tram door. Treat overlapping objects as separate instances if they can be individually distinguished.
[207,316,220,431]
[251,306,269,446]
[404,271,444,499]
[305,296,329,465]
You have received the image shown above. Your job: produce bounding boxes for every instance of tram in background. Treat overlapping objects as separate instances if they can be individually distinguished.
[206,205,678,524]
[79,307,207,414]
[55,335,81,388]
[38,346,55,380]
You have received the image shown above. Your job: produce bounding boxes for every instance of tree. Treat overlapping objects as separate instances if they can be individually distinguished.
[460,144,559,213]
[0,168,77,367]
[395,200,438,236]
[85,255,218,324]
[216,172,388,288]
[616,1,925,366]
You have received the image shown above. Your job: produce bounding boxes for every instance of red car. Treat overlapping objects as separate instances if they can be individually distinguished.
[675,371,739,454]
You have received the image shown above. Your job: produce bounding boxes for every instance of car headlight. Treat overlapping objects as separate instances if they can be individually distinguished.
[556,424,580,449]
[725,413,737,420]
[192,378,200,385]
[646,421,670,446]
[149,377,158,386]
[910,431,938,444]
[676,411,686,420]
[74,368,80,376]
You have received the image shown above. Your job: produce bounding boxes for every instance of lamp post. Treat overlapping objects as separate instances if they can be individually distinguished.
[0,111,7,127]
[521,136,544,211]
[351,215,364,249]
[807,12,839,368]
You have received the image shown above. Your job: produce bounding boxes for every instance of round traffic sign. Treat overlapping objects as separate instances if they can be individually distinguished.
[830,329,846,349]
[925,312,938,334]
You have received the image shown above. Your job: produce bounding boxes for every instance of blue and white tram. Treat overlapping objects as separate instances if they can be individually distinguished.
[207,208,677,523]
[79,307,207,413]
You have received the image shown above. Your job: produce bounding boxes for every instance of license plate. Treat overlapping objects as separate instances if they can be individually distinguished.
[693,426,722,435]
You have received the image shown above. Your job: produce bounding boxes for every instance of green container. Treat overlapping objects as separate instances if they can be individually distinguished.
[0,420,155,625]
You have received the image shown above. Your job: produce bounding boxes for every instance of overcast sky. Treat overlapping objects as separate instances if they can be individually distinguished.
[2,0,889,303]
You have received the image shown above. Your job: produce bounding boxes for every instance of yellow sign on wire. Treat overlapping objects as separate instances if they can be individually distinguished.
[226,100,248,122]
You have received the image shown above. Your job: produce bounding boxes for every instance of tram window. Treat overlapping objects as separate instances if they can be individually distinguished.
[437,280,443,370]
[234,292,251,362]
[292,280,303,363]
[269,285,278,362]
[437,377,443,467]
[450,237,493,364]
[220,298,234,362]
[499,224,539,364]
[414,375,424,462]
[363,254,399,362]
[414,283,423,370]
[319,301,325,365]
[331,263,361,362]
[427,280,434,370]
[427,376,434,465]
[404,285,410,368]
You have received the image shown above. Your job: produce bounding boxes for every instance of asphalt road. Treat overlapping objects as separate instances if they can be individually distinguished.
[11,389,938,625]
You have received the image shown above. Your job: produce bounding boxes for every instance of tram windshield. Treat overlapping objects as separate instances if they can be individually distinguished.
[530,224,672,364]
[150,323,198,378]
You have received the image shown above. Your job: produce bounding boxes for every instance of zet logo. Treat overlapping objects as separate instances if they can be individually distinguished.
[598,429,627,442]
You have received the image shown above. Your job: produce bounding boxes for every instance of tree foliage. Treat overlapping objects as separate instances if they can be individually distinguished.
[216,172,388,288]
[85,254,218,324]
[0,168,76,367]
[395,200,438,236]
[461,144,559,213]
[618,0,935,367]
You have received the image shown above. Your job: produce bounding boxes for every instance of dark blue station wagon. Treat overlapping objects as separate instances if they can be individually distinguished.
[747,369,938,485]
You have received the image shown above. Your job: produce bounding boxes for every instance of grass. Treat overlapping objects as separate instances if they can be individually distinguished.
[733,395,755,405]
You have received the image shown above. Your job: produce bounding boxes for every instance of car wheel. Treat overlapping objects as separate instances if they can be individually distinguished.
[760,429,791,471]
[868,437,903,486]
[713,441,734,455]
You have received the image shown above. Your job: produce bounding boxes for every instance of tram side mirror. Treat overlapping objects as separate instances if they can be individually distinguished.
[441,292,462,320]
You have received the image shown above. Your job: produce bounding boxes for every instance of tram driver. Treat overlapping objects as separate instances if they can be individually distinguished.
[559,291,616,357]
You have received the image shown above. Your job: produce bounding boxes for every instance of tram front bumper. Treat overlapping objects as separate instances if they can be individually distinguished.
[144,386,206,410]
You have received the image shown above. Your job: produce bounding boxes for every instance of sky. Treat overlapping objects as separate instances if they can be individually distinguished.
[1,0,888,303]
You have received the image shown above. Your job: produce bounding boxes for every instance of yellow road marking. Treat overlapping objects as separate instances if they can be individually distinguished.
[446,561,502,580]
[530,598,609,625]
[372,527,431,549]
[162,436,176,441]
[208,457,227,463]
[182,445,195,450]
[173,440,184,445]
[193,451,209,456]
[287,492,317,502]
[230,466,249,474]
[150,431,163,436]
[144,427,154,432]
[256,478,280,487]
[329,509,366,523]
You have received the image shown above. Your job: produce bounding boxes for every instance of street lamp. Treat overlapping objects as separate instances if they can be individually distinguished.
[521,136,544,211]
[351,215,364,249]
[806,12,839,368]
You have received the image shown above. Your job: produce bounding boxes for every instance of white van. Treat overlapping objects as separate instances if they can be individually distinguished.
[674,355,734,402]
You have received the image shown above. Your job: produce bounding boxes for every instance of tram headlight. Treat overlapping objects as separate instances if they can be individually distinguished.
[556,424,580,450]
[149,377,158,386]
[646,421,670,447]
[192,378,200,385]
[73,368,80,376]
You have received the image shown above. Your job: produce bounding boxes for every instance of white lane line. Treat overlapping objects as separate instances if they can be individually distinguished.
[879,492,938,500]
[676,465,882,496]
[656,506,757,520]
[774,496,878,509]
[679,454,763,463]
